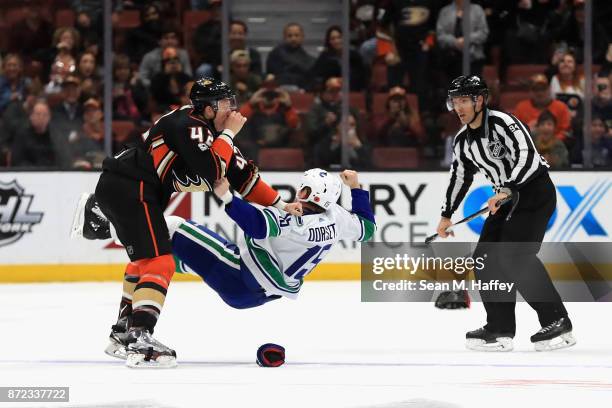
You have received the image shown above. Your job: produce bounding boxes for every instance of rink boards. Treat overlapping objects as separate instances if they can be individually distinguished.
[0,170,610,282]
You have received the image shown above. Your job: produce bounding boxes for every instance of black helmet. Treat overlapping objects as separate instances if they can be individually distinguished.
[446,75,488,111]
[190,77,237,112]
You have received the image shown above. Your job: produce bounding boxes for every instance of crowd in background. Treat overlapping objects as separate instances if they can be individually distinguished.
[0,0,611,171]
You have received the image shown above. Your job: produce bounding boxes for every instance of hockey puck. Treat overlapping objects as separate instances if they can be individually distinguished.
[256,343,285,367]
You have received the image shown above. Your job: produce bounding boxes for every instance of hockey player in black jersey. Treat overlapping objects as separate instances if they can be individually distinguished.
[436,75,575,352]
[86,78,302,367]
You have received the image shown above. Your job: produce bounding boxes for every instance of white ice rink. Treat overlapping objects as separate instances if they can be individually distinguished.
[1,281,611,408]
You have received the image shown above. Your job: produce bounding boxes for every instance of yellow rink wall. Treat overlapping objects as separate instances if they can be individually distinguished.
[1,263,610,283]
[0,263,362,283]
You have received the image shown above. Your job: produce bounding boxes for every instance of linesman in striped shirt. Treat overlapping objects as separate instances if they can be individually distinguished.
[436,75,575,352]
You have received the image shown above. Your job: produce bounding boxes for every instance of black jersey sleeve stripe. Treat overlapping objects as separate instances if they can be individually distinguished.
[442,135,475,218]
[507,115,539,187]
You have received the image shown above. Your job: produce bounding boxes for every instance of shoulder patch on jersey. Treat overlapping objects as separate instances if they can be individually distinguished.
[508,122,521,133]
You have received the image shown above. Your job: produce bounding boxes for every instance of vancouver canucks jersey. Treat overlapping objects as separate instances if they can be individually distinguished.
[226,189,375,298]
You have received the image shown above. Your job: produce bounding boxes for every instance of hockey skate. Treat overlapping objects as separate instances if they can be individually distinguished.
[466,327,514,351]
[70,193,111,240]
[104,316,131,360]
[125,328,177,368]
[531,317,576,351]
[435,290,470,309]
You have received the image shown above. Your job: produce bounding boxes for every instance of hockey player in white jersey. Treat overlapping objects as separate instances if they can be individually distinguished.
[171,168,375,304]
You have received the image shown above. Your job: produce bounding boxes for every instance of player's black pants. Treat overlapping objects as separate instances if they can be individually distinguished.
[473,172,567,336]
[95,149,172,261]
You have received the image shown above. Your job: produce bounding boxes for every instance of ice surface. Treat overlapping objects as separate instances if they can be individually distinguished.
[1,282,611,408]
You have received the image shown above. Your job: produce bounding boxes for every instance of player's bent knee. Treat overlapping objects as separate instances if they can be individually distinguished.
[136,254,176,287]
[165,215,186,238]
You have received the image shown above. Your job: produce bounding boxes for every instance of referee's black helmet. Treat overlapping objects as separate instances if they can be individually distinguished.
[190,77,237,112]
[446,75,489,111]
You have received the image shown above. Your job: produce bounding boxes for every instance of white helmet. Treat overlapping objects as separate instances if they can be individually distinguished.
[297,168,342,210]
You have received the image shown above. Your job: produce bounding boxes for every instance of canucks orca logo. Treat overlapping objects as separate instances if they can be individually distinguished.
[464,180,610,241]
[0,180,43,247]
[487,140,506,159]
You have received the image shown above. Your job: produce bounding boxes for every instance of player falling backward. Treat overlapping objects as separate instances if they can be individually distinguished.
[75,169,375,366]
[72,77,303,368]
[436,75,575,352]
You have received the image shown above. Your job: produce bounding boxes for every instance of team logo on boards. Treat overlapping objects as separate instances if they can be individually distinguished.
[0,180,43,247]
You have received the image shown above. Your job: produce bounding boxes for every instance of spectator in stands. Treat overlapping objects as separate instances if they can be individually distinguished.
[42,27,81,82]
[6,0,53,64]
[229,50,262,106]
[0,54,30,114]
[238,85,300,158]
[0,95,38,151]
[436,0,489,80]
[150,47,192,113]
[112,54,148,122]
[514,74,571,140]
[192,2,222,78]
[593,72,612,130]
[229,20,262,76]
[77,52,101,100]
[359,20,405,94]
[11,99,60,167]
[375,86,424,147]
[309,25,368,91]
[44,51,77,95]
[550,51,584,118]
[358,21,397,67]
[313,112,371,170]
[140,23,193,88]
[74,9,103,56]
[266,23,315,91]
[126,3,163,64]
[304,77,361,146]
[591,115,612,167]
[49,75,84,155]
[54,27,81,56]
[382,0,439,110]
[533,110,569,169]
[70,97,105,169]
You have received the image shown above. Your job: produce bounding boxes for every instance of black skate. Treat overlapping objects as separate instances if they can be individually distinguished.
[125,328,177,368]
[104,316,131,360]
[530,317,576,351]
[435,290,470,309]
[466,327,514,352]
[70,193,111,240]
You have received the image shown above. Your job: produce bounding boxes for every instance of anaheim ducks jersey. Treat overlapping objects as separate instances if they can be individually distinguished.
[141,105,228,194]
[105,104,281,208]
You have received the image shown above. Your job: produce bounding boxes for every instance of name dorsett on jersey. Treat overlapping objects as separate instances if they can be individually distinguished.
[307,224,337,242]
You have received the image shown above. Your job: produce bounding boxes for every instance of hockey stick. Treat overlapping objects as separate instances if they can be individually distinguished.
[425,195,513,244]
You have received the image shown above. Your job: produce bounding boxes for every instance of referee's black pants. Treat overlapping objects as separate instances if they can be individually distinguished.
[474,172,568,336]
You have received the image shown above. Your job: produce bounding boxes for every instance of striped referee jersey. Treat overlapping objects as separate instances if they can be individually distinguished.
[441,108,549,218]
